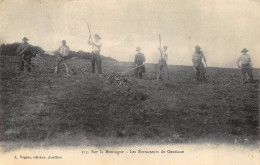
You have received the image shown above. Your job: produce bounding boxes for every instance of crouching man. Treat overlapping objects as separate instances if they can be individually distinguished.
[236,48,254,83]
[54,40,70,75]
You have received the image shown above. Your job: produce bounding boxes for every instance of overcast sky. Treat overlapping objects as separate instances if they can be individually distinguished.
[0,0,259,67]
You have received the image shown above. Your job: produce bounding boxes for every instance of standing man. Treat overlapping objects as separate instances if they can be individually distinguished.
[88,34,102,76]
[16,37,31,72]
[134,47,145,79]
[236,48,254,83]
[157,45,169,81]
[54,40,70,75]
[192,45,207,81]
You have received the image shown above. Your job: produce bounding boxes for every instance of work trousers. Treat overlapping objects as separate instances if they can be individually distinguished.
[194,62,206,81]
[20,56,31,72]
[242,64,254,83]
[135,64,145,79]
[91,52,102,74]
[55,55,69,73]
[157,59,169,80]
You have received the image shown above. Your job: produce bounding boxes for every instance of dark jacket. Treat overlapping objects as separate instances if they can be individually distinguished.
[135,53,145,66]
[134,52,145,73]
[16,43,32,59]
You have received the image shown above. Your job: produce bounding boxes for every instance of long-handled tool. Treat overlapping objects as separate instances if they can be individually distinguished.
[122,64,145,75]
[22,58,32,69]
[17,53,33,70]
[84,19,93,43]
[159,34,163,60]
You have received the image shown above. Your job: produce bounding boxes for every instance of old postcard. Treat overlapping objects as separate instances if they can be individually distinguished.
[0,0,259,164]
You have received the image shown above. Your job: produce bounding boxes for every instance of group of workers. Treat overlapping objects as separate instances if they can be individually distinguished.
[134,45,169,81]
[16,36,255,83]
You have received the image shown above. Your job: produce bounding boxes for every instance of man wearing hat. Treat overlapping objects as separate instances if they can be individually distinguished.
[54,40,70,74]
[88,34,102,75]
[16,37,32,72]
[192,45,207,81]
[134,47,146,79]
[157,45,169,81]
[236,48,254,83]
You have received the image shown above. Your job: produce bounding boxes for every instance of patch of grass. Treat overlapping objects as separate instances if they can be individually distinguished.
[0,60,259,150]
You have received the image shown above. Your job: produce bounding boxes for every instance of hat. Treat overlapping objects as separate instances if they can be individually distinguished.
[136,47,141,51]
[241,48,248,53]
[94,34,101,40]
[163,45,168,49]
[22,37,29,41]
[62,40,66,43]
[195,45,201,50]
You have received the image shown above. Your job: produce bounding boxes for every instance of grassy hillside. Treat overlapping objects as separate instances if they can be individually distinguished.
[0,57,259,149]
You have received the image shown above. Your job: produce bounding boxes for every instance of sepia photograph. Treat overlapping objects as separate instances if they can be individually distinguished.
[0,0,259,164]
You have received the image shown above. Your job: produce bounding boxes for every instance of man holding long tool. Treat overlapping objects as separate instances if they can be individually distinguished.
[192,45,207,81]
[88,34,102,76]
[54,40,70,75]
[157,36,169,81]
[85,21,102,76]
[134,47,145,79]
[236,48,254,83]
[16,37,32,72]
